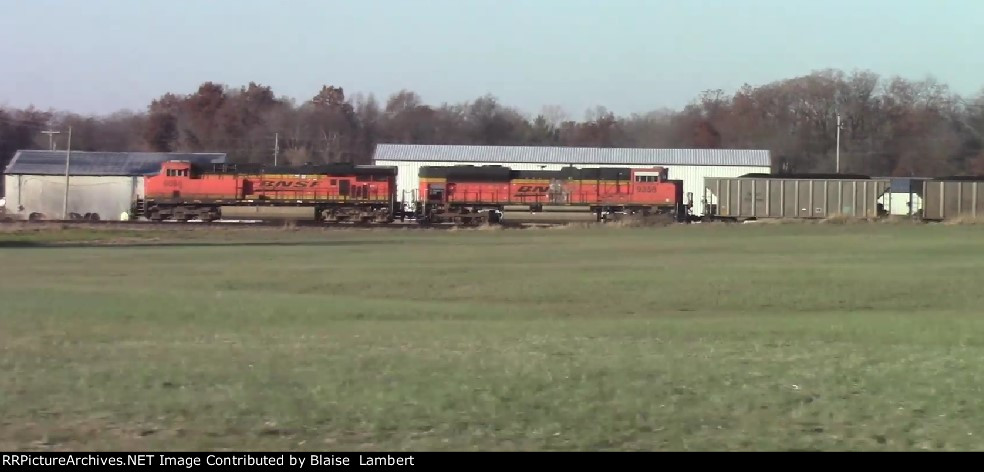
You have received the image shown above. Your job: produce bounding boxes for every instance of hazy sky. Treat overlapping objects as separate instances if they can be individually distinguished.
[2,0,982,119]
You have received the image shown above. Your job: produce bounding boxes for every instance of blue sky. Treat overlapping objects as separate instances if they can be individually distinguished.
[1,0,982,118]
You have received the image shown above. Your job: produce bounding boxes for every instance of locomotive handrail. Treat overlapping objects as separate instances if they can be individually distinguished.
[147,189,392,202]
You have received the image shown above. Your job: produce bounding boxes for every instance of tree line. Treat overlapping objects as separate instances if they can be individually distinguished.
[2,68,983,177]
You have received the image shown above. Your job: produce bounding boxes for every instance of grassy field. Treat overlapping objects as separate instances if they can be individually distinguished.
[2,221,984,451]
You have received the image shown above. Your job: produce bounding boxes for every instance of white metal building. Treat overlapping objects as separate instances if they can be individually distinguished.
[372,144,772,215]
[880,177,926,216]
[2,150,226,220]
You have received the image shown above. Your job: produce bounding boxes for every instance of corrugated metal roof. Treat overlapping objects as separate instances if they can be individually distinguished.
[4,150,227,176]
[373,144,771,167]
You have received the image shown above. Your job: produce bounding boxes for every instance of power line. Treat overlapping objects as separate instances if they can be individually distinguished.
[835,113,843,173]
[62,126,73,220]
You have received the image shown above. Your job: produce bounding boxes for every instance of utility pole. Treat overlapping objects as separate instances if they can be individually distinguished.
[274,132,279,166]
[835,113,843,173]
[62,126,72,220]
[41,130,60,150]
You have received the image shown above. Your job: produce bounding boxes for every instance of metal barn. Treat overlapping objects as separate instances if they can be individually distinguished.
[372,144,772,215]
[2,150,226,220]
[880,178,927,217]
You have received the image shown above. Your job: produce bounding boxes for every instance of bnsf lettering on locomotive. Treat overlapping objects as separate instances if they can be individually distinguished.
[261,181,318,188]
[517,185,550,193]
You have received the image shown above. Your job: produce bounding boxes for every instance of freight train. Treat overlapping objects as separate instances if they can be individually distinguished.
[3,158,963,225]
[128,160,694,225]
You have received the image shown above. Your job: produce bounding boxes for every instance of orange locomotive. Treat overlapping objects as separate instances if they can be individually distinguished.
[135,160,399,222]
[415,165,691,224]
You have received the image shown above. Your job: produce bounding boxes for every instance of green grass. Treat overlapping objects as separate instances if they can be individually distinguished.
[2,222,984,451]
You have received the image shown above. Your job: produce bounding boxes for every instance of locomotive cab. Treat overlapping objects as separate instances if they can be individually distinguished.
[161,161,195,178]
[631,167,668,183]
[157,161,197,200]
[630,167,673,198]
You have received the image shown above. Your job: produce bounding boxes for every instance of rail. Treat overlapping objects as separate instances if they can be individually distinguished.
[0,219,554,230]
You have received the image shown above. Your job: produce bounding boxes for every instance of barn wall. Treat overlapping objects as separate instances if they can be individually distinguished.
[3,174,142,220]
[375,160,769,215]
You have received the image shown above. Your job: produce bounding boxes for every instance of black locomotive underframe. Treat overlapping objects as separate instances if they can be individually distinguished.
[137,199,396,223]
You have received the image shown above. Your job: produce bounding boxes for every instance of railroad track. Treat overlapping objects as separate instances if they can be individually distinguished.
[0,218,559,230]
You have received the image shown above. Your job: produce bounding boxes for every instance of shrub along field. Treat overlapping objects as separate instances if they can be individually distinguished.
[1,222,984,451]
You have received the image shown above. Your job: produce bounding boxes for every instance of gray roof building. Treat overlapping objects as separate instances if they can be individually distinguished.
[3,150,227,176]
[372,144,771,167]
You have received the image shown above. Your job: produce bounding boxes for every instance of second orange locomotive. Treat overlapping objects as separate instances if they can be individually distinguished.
[415,165,690,224]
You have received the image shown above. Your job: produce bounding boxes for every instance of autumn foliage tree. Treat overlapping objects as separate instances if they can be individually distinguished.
[2,69,984,178]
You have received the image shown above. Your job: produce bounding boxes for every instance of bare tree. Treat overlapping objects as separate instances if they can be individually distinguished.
[1,69,982,178]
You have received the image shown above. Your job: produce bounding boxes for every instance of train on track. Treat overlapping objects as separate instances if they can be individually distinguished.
[4,158,983,226]
[128,160,693,225]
